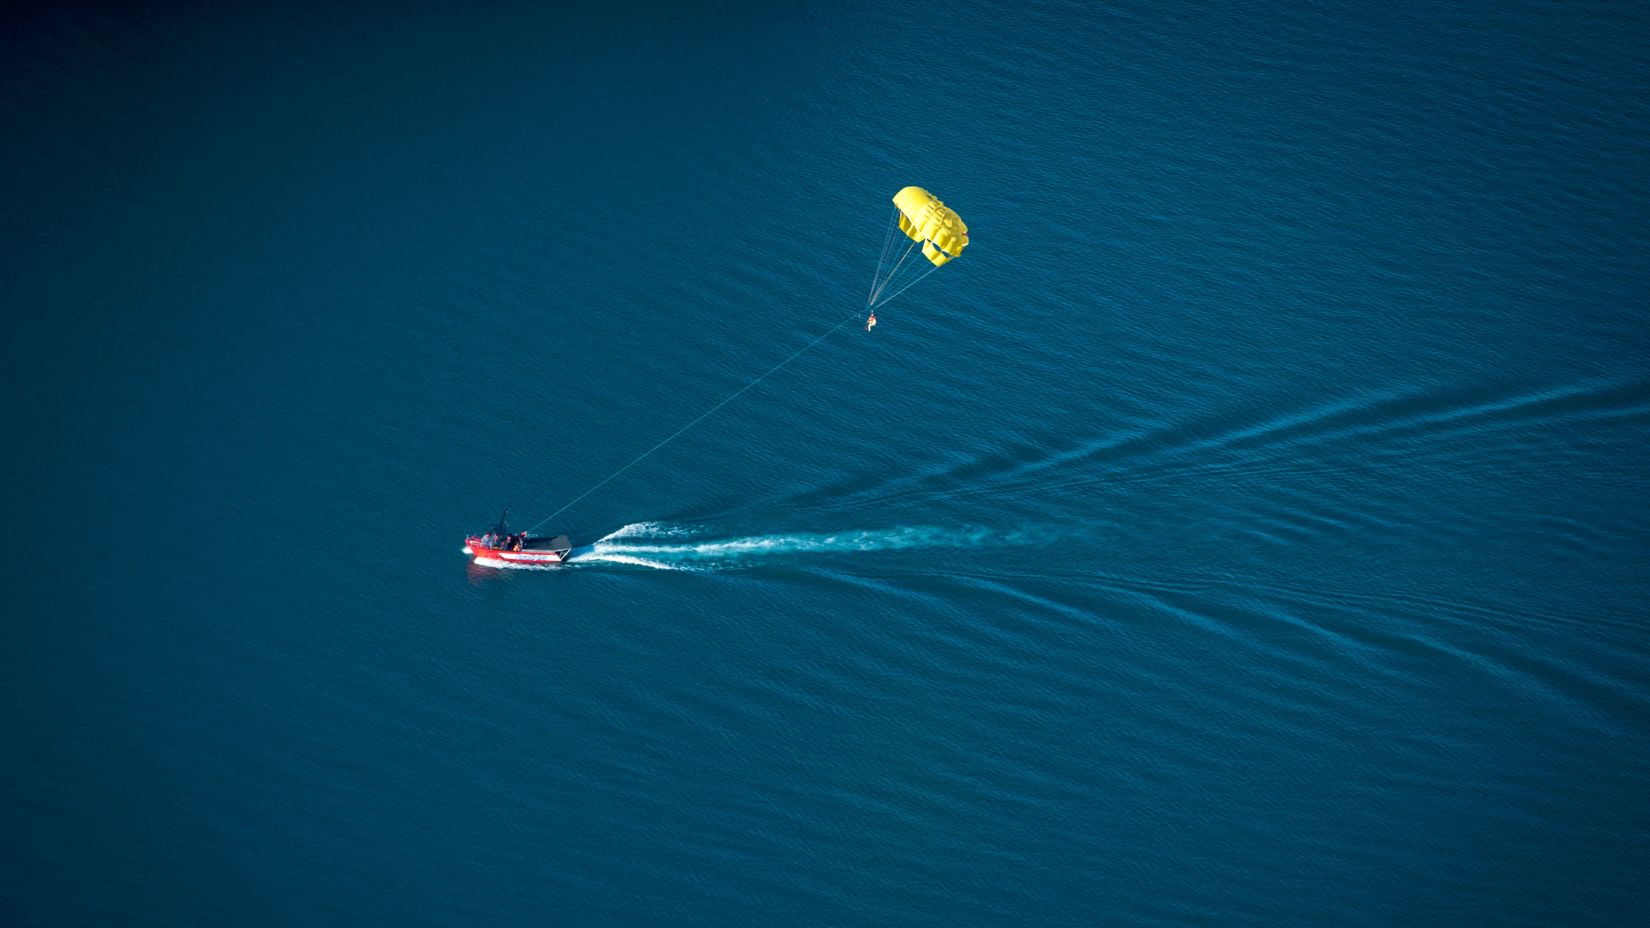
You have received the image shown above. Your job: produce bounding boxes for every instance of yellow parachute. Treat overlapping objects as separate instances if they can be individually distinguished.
[893,186,969,267]
[868,186,969,308]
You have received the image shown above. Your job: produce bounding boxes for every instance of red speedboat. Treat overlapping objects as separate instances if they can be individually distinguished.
[463,512,573,565]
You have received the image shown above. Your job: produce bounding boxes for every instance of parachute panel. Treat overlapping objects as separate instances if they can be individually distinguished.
[921,240,953,266]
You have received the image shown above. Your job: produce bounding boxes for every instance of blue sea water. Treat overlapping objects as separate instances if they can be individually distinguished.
[4,1,1649,924]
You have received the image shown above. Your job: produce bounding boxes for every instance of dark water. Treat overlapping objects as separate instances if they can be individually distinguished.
[5,2,1649,925]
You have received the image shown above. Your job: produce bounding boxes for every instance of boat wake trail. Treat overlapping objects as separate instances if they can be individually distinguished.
[569,521,1029,571]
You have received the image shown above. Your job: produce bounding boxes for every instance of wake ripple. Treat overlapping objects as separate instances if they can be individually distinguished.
[786,377,1650,512]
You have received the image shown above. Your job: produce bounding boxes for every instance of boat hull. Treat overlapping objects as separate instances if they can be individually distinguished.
[463,535,571,565]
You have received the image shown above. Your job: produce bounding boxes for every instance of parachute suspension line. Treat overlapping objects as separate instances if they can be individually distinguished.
[871,244,933,308]
[867,207,902,306]
[870,236,919,306]
[871,238,937,308]
[868,262,941,312]
[525,310,866,534]
[874,236,919,304]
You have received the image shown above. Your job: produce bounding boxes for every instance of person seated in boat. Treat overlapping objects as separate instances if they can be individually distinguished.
[512,533,524,551]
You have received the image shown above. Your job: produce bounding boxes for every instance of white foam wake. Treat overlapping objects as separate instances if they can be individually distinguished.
[568,523,1027,570]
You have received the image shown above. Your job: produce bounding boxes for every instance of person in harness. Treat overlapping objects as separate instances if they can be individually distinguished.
[865,311,877,332]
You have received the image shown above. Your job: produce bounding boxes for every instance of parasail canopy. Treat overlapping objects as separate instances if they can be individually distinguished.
[892,186,969,267]
[868,185,970,309]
